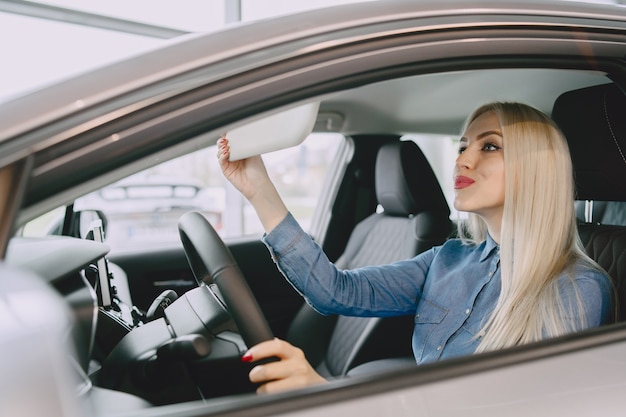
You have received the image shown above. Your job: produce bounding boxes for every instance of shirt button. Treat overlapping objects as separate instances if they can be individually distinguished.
[436,345,442,351]
[465,309,470,314]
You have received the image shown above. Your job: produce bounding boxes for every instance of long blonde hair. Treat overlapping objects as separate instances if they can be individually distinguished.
[457,102,598,352]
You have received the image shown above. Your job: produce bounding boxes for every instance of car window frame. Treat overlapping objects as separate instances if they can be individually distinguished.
[12,19,626,227]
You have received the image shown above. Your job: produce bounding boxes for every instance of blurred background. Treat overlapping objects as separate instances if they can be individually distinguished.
[0,0,371,102]
[2,0,621,103]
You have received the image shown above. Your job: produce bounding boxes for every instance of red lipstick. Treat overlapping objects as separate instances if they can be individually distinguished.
[454,176,475,189]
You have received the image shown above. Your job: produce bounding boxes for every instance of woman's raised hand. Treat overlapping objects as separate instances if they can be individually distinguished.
[217,136,289,233]
[242,338,327,394]
[217,137,271,201]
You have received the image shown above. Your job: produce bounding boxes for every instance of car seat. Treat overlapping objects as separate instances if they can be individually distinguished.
[286,140,452,377]
[552,82,626,322]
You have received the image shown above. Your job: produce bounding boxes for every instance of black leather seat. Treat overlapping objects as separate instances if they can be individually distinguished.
[577,224,626,321]
[552,82,626,322]
[287,140,452,377]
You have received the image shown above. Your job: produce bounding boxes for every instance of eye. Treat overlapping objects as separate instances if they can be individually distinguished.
[458,145,467,155]
[482,142,501,152]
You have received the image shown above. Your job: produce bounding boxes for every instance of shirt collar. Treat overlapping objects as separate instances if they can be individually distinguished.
[479,233,500,262]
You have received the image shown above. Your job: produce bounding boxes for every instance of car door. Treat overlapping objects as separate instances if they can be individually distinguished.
[4,2,626,416]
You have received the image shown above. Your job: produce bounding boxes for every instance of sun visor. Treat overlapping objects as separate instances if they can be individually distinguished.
[225,102,320,161]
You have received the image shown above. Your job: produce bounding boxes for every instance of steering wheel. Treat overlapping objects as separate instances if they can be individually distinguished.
[178,211,274,349]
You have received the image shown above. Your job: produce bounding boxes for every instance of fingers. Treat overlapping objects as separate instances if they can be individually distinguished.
[255,373,316,394]
[249,356,306,386]
[241,338,294,363]
[217,137,230,162]
[241,339,327,394]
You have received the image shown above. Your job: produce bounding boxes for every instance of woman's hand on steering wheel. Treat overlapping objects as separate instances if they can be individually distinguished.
[242,338,327,394]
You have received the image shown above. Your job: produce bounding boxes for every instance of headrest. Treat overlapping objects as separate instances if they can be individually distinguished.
[375,140,450,216]
[552,83,626,201]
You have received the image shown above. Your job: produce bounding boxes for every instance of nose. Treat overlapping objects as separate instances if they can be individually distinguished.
[455,148,474,170]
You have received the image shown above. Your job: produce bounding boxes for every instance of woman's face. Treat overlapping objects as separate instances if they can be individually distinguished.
[453,111,505,226]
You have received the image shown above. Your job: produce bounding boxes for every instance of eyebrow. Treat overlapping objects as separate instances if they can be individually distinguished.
[460,130,503,142]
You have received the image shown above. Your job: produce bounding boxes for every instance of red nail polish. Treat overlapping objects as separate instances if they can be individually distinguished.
[241,353,253,363]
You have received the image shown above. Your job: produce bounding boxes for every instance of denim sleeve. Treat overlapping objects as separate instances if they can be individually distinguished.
[262,212,433,317]
[558,266,614,330]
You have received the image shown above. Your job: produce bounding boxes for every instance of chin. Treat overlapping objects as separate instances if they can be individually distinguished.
[452,199,471,213]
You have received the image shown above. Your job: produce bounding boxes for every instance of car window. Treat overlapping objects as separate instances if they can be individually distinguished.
[19,206,66,237]
[19,133,459,245]
[20,133,343,249]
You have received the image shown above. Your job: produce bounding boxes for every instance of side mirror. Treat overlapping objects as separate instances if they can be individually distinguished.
[46,209,108,239]
[75,209,108,239]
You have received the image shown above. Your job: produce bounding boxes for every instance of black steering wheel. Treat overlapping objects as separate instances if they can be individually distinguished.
[178,211,274,349]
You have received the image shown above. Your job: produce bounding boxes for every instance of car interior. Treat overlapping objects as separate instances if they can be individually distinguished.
[5,63,626,414]
[286,139,453,378]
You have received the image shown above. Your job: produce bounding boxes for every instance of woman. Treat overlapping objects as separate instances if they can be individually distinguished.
[217,102,613,394]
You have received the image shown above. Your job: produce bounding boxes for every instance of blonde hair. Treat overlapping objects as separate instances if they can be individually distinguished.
[457,102,598,352]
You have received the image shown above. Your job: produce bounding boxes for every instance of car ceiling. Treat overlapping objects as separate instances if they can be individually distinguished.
[318,68,611,137]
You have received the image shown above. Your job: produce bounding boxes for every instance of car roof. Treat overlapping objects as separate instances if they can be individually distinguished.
[1,0,623,143]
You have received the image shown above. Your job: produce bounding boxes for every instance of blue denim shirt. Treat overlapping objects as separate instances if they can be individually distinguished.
[263,213,613,365]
